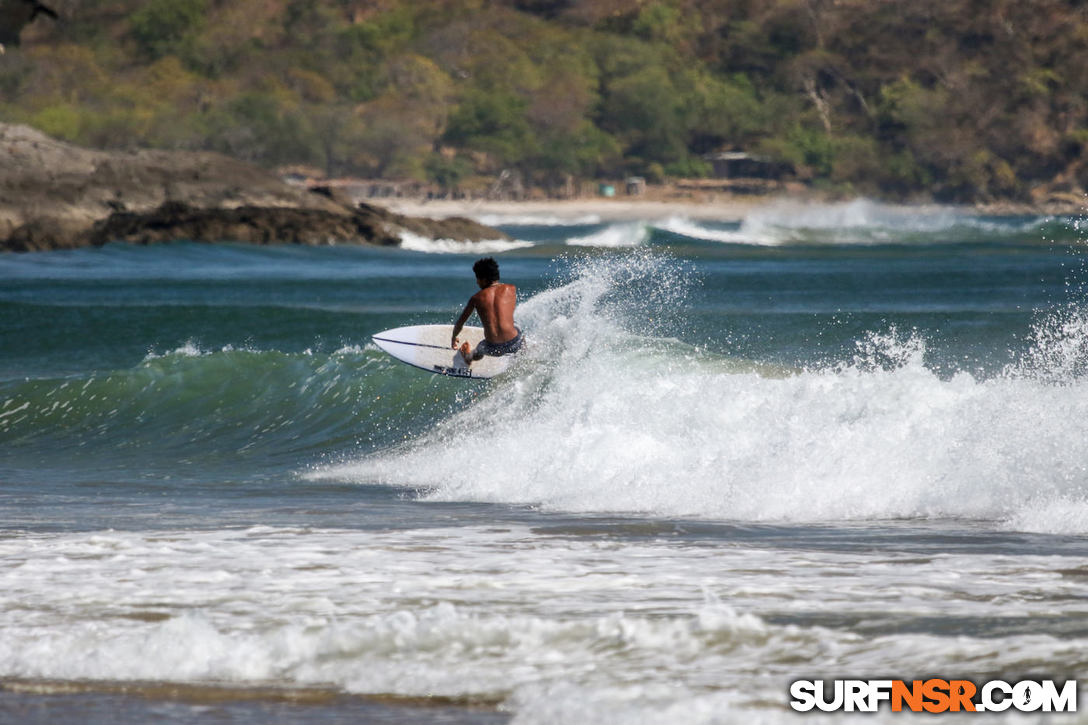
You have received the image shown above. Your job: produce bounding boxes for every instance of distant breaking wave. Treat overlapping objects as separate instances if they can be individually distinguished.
[729,198,1061,245]
[565,222,650,247]
[659,199,1069,246]
[467,199,1077,250]
[398,231,533,254]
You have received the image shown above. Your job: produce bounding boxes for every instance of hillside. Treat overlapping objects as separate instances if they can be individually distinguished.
[3,0,1088,205]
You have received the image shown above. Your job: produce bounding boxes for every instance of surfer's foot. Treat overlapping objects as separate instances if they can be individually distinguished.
[459,341,473,364]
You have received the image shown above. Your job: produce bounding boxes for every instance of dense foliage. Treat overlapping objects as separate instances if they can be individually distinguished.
[3,0,1087,201]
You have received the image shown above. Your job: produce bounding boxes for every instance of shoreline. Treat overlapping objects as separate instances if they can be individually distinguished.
[0,679,507,724]
[383,197,764,222]
[381,195,1086,223]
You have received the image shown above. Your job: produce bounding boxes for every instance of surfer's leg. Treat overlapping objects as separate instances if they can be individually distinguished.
[459,341,473,364]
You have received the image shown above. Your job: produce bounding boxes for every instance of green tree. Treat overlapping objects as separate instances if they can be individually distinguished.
[426,153,474,194]
[599,64,690,167]
[129,0,208,61]
[203,92,318,166]
[444,89,533,168]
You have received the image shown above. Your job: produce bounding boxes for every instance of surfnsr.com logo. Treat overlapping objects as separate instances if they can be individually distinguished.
[790,679,1077,713]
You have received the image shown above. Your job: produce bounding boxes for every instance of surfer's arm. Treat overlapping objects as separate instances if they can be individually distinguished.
[451,299,476,347]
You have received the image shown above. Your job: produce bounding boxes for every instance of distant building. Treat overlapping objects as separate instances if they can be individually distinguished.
[704,152,792,180]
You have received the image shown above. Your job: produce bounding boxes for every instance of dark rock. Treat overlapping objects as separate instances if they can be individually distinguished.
[75,198,508,248]
[308,184,357,209]
[82,201,404,247]
[5,218,84,252]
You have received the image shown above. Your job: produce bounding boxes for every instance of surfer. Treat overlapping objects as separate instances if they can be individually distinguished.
[451,257,522,364]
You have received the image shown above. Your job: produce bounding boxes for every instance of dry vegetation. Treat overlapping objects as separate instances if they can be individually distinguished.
[3,0,1087,203]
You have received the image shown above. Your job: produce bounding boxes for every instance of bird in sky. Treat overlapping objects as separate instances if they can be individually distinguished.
[0,0,59,54]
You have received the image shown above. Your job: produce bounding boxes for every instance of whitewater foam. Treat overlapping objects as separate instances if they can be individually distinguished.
[398,231,534,254]
[566,223,650,247]
[655,216,751,244]
[552,200,1062,248]
[2,525,1085,722]
[661,198,1061,246]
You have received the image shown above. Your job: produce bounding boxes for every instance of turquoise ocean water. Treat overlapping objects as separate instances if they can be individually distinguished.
[2,199,1088,722]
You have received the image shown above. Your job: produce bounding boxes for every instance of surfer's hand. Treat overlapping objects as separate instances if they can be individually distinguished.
[451,336,458,348]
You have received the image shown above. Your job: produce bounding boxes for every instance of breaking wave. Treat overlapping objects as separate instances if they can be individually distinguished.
[314,252,1088,534]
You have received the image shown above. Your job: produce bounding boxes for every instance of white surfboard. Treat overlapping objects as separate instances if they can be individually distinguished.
[371,324,514,380]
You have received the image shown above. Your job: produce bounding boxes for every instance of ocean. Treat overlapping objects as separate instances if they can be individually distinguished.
[2,198,1087,723]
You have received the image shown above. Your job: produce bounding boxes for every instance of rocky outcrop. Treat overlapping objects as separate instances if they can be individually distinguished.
[0,124,507,251]
[81,201,402,249]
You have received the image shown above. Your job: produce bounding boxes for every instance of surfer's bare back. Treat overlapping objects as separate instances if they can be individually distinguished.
[452,257,523,364]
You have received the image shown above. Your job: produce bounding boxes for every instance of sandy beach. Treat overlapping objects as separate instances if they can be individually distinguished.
[381,197,767,222]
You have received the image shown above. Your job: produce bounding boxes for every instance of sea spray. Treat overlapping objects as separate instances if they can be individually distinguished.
[1012,303,1088,384]
[517,249,696,340]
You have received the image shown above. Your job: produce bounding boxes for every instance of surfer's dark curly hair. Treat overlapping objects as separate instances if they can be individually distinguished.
[473,257,500,282]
